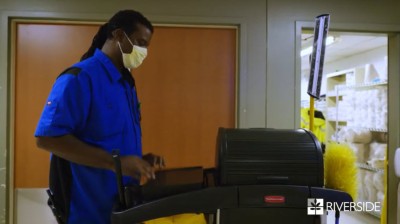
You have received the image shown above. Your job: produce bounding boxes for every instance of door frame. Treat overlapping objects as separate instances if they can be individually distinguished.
[295,21,400,223]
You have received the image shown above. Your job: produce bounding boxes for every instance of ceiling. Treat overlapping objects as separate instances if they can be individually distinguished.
[301,32,387,71]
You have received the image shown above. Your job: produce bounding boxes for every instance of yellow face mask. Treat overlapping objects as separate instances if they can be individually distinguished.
[118,32,148,70]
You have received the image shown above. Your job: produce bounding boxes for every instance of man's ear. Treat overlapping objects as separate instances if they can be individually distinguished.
[111,28,125,42]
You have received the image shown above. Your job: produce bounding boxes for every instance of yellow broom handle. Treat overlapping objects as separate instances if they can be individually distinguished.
[309,97,314,132]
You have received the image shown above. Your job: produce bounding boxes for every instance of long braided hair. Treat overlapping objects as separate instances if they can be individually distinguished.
[80,9,153,61]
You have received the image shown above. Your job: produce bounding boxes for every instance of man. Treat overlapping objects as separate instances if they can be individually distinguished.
[35,9,162,224]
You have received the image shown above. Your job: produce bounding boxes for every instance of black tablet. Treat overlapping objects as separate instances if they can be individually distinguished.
[141,166,204,201]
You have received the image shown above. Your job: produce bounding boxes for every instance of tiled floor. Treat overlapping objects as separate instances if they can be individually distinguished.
[16,189,57,224]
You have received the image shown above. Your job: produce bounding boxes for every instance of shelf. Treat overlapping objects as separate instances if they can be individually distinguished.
[341,81,388,90]
[326,91,346,97]
[356,163,384,173]
[326,68,354,78]
[365,210,381,219]
[337,125,387,133]
[326,91,334,96]
[327,119,347,123]
[357,127,387,132]
[326,94,345,98]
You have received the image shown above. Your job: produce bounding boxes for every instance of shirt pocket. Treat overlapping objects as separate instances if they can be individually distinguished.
[89,99,125,139]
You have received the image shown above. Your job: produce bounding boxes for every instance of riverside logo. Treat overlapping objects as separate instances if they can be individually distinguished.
[307,198,381,215]
[307,198,324,215]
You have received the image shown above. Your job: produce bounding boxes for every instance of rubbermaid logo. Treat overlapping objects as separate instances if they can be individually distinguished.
[307,198,324,215]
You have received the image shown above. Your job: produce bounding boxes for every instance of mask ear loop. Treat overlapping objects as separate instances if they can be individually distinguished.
[123,32,135,47]
[123,31,148,53]
[117,41,124,52]
[117,41,132,71]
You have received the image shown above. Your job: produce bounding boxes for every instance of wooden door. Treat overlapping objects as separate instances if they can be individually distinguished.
[14,22,236,188]
[14,23,100,188]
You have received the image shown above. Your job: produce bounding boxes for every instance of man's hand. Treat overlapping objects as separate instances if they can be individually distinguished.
[120,155,155,180]
[142,153,166,169]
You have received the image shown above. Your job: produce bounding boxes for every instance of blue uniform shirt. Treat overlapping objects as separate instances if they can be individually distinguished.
[35,49,142,224]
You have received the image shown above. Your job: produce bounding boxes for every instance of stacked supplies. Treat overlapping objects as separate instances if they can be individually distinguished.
[346,87,387,130]
[333,127,386,208]
[357,140,386,210]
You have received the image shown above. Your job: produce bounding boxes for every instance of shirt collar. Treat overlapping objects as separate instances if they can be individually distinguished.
[94,49,122,83]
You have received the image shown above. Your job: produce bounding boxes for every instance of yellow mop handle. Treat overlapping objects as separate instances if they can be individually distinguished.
[309,97,314,132]
[380,158,387,224]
